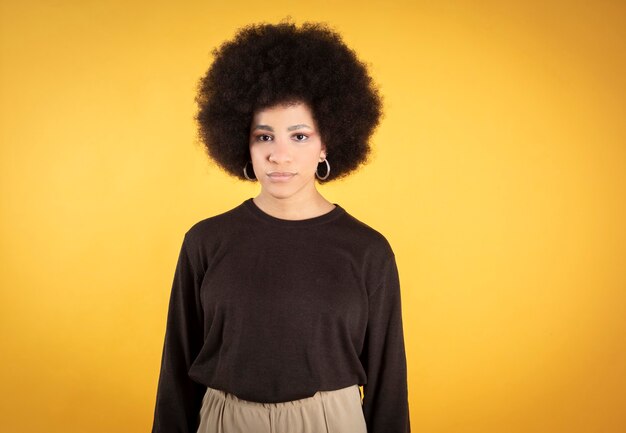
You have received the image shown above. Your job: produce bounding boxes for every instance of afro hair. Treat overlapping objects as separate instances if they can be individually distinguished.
[194,18,384,183]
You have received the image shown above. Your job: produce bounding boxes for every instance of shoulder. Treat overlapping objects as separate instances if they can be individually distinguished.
[334,209,398,295]
[182,201,247,248]
[335,207,395,260]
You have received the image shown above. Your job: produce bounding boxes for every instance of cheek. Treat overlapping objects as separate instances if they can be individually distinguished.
[249,145,263,161]
[305,148,324,165]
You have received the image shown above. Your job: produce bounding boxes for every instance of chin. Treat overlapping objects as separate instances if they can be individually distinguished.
[260,176,313,199]
[265,189,296,200]
[261,183,301,199]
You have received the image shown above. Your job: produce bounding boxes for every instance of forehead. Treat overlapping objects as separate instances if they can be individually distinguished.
[252,102,315,125]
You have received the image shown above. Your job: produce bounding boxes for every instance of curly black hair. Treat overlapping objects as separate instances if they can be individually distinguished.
[194,18,384,183]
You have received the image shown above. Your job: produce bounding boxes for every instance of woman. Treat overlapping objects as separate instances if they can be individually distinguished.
[152,19,410,433]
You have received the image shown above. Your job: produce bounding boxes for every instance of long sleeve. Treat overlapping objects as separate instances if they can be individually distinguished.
[360,254,411,433]
[152,234,206,433]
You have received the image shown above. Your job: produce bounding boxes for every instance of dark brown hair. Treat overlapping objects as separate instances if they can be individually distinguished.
[195,18,384,183]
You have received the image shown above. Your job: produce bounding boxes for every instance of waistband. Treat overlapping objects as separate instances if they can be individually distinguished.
[205,384,360,409]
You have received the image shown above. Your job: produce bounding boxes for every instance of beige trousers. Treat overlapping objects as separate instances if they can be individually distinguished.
[196,384,368,433]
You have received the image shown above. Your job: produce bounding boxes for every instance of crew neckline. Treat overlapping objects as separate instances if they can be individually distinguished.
[242,197,345,227]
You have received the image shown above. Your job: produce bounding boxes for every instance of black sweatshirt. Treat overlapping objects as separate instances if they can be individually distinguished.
[151,198,410,433]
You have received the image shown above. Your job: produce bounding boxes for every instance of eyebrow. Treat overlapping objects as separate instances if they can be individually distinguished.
[252,124,313,132]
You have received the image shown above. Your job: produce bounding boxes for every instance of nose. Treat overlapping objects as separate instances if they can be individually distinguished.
[268,135,292,163]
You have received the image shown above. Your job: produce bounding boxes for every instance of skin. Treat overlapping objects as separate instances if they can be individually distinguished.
[248,101,336,220]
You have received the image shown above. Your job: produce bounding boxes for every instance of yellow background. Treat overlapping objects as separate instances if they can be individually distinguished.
[1,1,625,432]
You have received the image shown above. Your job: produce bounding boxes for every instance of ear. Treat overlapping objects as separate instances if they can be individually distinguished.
[320,145,328,161]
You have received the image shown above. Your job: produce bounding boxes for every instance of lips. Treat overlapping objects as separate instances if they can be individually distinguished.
[269,172,293,176]
[268,172,295,181]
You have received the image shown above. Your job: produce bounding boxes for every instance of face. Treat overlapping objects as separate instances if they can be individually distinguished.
[249,101,326,201]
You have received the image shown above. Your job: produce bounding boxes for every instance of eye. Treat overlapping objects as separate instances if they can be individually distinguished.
[293,133,308,142]
[255,134,272,142]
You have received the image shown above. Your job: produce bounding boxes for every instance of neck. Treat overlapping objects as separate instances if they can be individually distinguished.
[253,189,334,220]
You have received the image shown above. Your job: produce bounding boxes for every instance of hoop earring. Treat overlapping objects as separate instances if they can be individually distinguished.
[243,161,256,181]
[316,158,330,180]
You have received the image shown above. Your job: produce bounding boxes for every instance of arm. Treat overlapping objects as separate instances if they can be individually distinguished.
[360,254,411,433]
[152,234,206,433]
